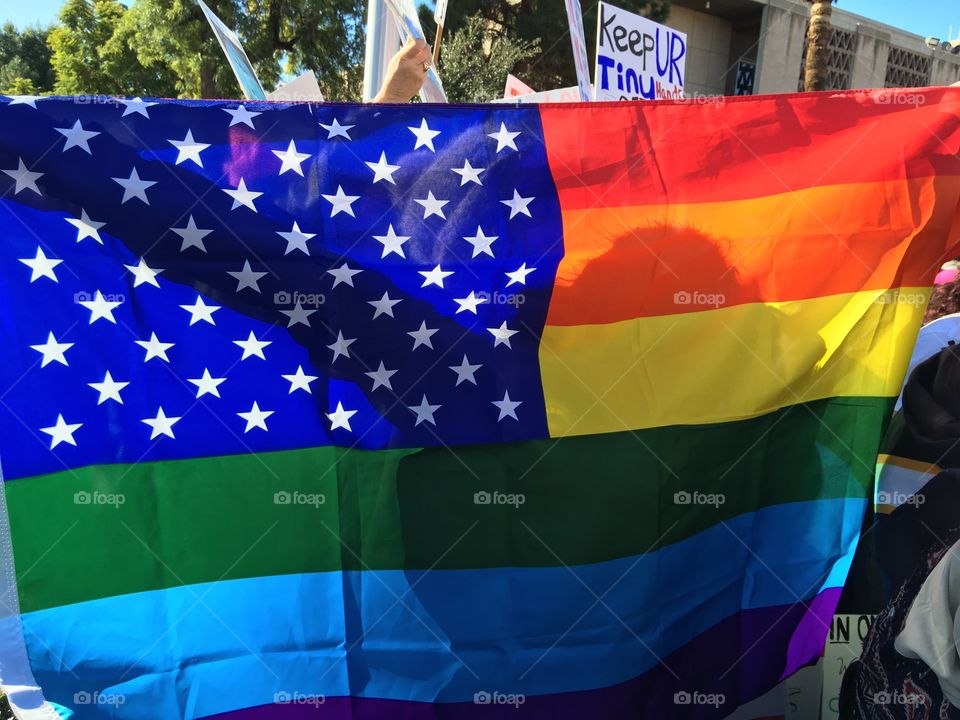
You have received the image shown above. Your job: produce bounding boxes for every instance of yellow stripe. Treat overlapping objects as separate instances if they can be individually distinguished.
[876,453,941,475]
[540,288,928,437]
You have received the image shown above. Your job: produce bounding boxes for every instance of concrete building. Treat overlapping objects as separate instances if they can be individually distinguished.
[664,0,960,98]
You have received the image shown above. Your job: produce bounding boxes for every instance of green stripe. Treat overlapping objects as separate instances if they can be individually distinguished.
[6,396,890,613]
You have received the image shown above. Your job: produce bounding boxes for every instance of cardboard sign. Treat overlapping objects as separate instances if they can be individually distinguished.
[822,614,874,719]
[504,74,536,98]
[593,1,686,101]
[491,85,585,104]
[267,70,325,102]
[383,0,448,102]
[196,0,267,101]
[564,0,592,101]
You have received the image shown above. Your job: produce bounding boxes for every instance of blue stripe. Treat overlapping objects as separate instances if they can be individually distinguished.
[23,498,863,719]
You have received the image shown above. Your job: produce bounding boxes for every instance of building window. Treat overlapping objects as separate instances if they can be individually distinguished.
[885,46,932,87]
[797,26,858,91]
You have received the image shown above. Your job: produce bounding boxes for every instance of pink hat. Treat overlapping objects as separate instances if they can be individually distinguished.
[936,268,960,285]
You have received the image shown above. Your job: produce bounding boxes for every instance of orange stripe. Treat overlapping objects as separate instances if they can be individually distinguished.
[546,177,960,326]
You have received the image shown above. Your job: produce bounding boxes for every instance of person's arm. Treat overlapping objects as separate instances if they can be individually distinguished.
[373,37,433,103]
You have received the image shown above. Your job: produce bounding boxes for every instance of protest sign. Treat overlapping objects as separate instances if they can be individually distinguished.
[821,614,873,719]
[563,0,592,101]
[593,1,686,101]
[266,70,325,102]
[196,0,267,101]
[383,0,448,102]
[432,0,448,66]
[504,74,536,98]
[491,85,586,104]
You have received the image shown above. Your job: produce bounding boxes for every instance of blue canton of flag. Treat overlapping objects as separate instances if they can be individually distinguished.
[0,96,565,481]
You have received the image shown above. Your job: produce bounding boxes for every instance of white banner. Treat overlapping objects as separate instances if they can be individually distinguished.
[563,0,592,101]
[593,1,686,101]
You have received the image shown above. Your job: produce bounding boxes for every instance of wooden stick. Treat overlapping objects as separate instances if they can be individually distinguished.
[432,24,444,66]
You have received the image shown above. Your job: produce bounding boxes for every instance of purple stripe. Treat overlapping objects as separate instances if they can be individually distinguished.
[203,589,839,720]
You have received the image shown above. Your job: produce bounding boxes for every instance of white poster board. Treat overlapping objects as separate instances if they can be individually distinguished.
[267,70,325,102]
[490,85,586,104]
[821,614,874,719]
[504,74,536,99]
[564,0,592,102]
[382,0,448,102]
[593,1,686,101]
[196,0,267,101]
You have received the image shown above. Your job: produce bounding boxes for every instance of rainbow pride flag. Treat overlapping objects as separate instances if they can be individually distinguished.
[0,88,958,719]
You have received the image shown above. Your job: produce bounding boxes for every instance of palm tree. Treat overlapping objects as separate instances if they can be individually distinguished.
[803,1,834,91]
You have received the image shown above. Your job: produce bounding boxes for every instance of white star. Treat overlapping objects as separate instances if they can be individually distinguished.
[136,332,174,362]
[223,104,261,128]
[227,260,267,293]
[320,117,353,139]
[120,97,156,118]
[142,407,181,440]
[488,321,519,348]
[407,321,438,350]
[505,263,536,286]
[55,119,100,154]
[419,265,453,288]
[168,130,210,166]
[237,401,274,432]
[112,167,156,204]
[463,227,498,258]
[180,295,220,325]
[282,365,318,393]
[223,178,262,211]
[322,185,359,217]
[40,414,82,448]
[280,302,316,327]
[188,369,226,398]
[488,122,520,152]
[66,209,105,244]
[2,157,42,196]
[451,159,484,186]
[449,355,481,386]
[78,290,122,324]
[124,257,163,288]
[327,330,356,362]
[272,139,310,176]
[408,118,440,151]
[414,191,448,220]
[276,221,315,255]
[368,290,402,319]
[172,215,212,253]
[19,246,62,282]
[30,332,73,367]
[327,262,363,288]
[373,224,409,258]
[492,390,523,421]
[501,189,534,219]
[454,291,488,314]
[7,95,40,107]
[326,401,357,431]
[234,331,271,360]
[365,152,400,184]
[88,370,129,405]
[408,394,440,426]
[364,360,397,391]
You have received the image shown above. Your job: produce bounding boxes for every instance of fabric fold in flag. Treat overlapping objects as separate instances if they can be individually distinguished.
[0,87,958,719]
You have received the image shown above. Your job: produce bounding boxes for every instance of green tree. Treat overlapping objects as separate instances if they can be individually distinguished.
[0,23,55,95]
[423,0,669,92]
[438,14,540,102]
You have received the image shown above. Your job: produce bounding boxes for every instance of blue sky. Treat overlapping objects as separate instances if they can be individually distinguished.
[4,0,960,40]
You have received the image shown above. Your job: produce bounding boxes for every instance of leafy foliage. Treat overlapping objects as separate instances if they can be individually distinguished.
[0,22,54,95]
